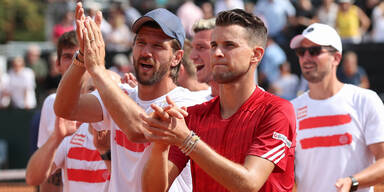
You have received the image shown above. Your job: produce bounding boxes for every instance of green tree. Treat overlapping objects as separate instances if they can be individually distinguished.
[0,0,45,43]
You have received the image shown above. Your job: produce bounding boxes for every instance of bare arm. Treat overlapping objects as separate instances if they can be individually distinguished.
[80,14,148,142]
[357,7,371,35]
[141,104,275,192]
[336,142,384,191]
[54,3,103,123]
[26,117,78,185]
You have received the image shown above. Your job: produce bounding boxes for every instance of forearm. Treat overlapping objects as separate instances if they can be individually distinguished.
[353,158,384,188]
[26,135,63,185]
[142,144,170,192]
[89,68,147,142]
[54,64,87,119]
[188,141,268,192]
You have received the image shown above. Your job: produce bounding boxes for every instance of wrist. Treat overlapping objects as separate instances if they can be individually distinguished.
[349,176,359,192]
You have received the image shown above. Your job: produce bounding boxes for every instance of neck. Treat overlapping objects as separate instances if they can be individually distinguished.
[138,77,177,101]
[209,81,219,97]
[308,73,344,100]
[182,78,210,92]
[219,71,256,119]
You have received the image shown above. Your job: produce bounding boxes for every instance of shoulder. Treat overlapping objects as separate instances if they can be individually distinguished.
[168,87,208,107]
[345,84,382,105]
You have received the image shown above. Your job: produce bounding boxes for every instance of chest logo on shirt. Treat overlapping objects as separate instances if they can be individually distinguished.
[298,114,353,149]
[297,106,308,120]
[70,133,86,146]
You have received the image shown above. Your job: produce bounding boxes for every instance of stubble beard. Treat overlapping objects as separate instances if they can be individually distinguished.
[134,57,170,86]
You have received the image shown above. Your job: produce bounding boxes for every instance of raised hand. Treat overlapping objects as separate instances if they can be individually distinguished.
[53,117,81,140]
[75,2,86,57]
[335,177,352,192]
[91,124,110,154]
[121,73,138,88]
[82,17,106,74]
[140,96,190,146]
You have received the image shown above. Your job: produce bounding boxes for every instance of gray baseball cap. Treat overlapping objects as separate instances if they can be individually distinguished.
[132,8,186,48]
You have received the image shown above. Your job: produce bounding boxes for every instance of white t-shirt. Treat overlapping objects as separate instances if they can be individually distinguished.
[291,84,384,192]
[37,93,56,148]
[91,84,207,192]
[8,68,36,108]
[55,124,110,192]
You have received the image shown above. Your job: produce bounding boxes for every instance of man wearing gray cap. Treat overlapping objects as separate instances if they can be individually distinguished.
[54,3,206,192]
[290,23,384,192]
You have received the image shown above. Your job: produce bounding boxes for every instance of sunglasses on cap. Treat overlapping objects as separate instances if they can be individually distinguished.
[294,46,336,57]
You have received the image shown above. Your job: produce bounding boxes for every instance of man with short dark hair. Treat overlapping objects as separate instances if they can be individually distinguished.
[141,9,296,192]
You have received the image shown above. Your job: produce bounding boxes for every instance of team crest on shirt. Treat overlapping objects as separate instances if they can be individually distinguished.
[297,106,308,119]
[273,132,292,148]
[70,133,86,146]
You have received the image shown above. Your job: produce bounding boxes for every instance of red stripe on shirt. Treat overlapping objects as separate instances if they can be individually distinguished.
[67,147,102,161]
[299,114,351,130]
[67,169,110,183]
[300,133,352,149]
[115,130,150,152]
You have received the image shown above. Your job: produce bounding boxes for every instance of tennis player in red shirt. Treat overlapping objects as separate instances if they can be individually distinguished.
[141,9,296,192]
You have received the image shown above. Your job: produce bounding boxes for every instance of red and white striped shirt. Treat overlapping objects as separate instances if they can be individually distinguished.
[55,124,110,192]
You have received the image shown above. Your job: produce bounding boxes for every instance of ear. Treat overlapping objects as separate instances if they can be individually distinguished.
[250,46,264,66]
[171,50,184,67]
[333,52,342,67]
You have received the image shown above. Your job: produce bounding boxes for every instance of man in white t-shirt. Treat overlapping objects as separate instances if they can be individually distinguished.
[290,23,384,192]
[54,3,206,192]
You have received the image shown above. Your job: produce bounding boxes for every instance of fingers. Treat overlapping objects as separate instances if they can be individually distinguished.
[84,18,96,44]
[95,11,102,27]
[139,113,170,130]
[166,96,177,107]
[150,104,170,121]
[82,27,91,54]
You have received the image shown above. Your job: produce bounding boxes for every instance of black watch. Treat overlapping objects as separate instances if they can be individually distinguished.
[100,150,111,160]
[349,176,359,192]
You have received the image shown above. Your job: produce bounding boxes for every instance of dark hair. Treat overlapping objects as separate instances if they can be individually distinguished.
[57,31,78,62]
[216,9,268,48]
[135,21,182,83]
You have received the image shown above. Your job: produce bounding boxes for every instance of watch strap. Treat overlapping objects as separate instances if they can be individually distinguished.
[349,176,359,192]
[100,150,111,160]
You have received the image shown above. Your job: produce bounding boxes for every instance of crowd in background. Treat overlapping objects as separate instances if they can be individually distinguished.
[0,0,382,109]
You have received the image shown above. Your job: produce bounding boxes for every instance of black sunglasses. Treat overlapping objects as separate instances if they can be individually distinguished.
[294,46,335,57]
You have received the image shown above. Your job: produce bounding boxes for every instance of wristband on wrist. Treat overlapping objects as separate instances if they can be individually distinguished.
[179,131,200,156]
[100,150,111,160]
[72,50,85,68]
[349,176,359,192]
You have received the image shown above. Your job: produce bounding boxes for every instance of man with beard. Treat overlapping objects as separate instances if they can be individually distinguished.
[140,9,296,192]
[289,23,384,192]
[54,3,204,192]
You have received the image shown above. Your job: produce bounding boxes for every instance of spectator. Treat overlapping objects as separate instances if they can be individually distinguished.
[258,37,287,90]
[8,56,36,109]
[253,0,296,46]
[26,44,48,105]
[177,0,204,38]
[316,0,339,27]
[214,0,245,14]
[371,0,384,42]
[290,23,384,192]
[271,62,299,100]
[52,10,75,44]
[121,0,141,28]
[200,1,214,19]
[337,51,370,88]
[45,52,61,94]
[292,0,318,35]
[0,71,10,108]
[335,0,370,44]
[109,53,134,78]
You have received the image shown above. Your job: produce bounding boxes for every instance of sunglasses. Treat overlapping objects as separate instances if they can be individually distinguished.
[294,46,335,57]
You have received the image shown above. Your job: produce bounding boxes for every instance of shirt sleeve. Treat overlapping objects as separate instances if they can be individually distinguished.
[89,90,110,131]
[248,100,296,171]
[54,137,69,169]
[362,90,384,145]
[37,96,56,148]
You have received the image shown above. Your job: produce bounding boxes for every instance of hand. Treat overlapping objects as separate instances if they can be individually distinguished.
[91,124,110,154]
[75,2,103,61]
[53,117,81,140]
[140,96,190,146]
[82,16,106,74]
[121,72,138,88]
[335,177,352,192]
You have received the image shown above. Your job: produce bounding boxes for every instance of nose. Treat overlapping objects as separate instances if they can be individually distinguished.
[212,47,224,58]
[140,45,152,57]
